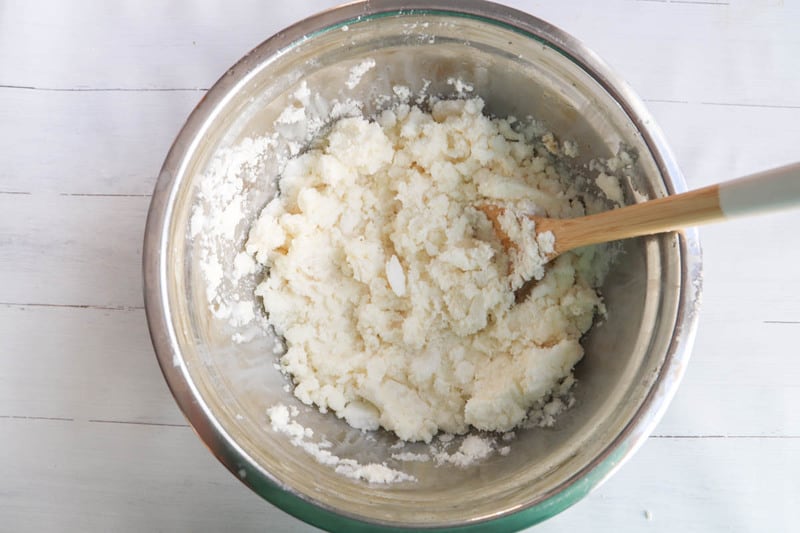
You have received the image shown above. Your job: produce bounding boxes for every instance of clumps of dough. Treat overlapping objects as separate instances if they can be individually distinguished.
[247,97,605,443]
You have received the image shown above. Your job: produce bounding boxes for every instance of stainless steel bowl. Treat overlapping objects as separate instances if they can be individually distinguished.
[143,1,702,531]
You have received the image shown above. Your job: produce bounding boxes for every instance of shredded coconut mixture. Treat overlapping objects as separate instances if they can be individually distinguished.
[190,69,625,481]
[246,96,608,444]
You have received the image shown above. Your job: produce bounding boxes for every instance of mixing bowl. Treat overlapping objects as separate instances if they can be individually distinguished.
[143,1,702,530]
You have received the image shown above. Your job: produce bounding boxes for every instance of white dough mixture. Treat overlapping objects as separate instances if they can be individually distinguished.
[246,97,608,443]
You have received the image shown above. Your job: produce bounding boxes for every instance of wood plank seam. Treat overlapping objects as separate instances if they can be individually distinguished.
[0,416,188,428]
[0,302,144,311]
[0,84,208,93]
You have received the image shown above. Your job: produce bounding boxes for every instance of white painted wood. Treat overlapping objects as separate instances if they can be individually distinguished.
[527,0,800,108]
[537,436,800,532]
[0,89,201,195]
[0,418,317,532]
[0,306,185,426]
[2,1,800,532]
[644,100,800,190]
[0,194,148,308]
[0,0,342,91]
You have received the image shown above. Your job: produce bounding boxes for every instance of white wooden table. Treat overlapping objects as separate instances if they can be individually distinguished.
[2,1,798,531]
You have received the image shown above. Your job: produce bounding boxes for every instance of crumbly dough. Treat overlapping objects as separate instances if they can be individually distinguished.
[247,97,605,443]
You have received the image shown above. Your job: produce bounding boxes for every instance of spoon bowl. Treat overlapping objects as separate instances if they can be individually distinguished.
[481,161,800,268]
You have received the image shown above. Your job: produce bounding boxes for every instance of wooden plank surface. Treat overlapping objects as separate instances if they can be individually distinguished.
[2,0,799,531]
[0,89,200,195]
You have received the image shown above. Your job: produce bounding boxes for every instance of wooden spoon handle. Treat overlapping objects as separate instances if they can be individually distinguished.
[541,161,800,255]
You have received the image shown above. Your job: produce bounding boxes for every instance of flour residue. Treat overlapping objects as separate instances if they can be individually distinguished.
[268,404,415,484]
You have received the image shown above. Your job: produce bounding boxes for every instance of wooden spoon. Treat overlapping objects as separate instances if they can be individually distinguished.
[479,161,800,263]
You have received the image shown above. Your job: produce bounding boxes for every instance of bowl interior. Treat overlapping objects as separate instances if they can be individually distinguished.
[154,6,690,530]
